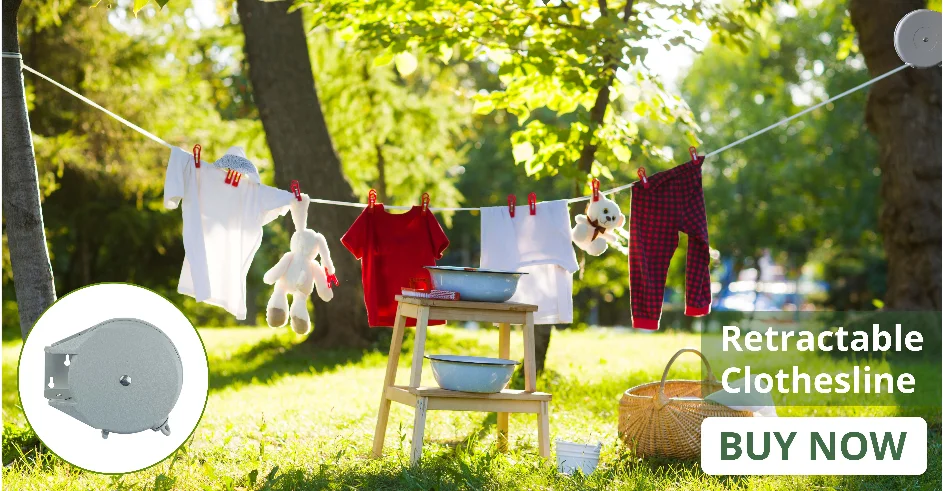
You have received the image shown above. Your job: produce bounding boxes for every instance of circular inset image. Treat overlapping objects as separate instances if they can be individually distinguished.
[18,283,208,474]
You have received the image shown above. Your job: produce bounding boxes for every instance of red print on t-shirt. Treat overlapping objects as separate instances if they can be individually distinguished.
[341,205,450,327]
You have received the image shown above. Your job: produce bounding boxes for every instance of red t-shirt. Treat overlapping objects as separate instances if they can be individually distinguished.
[341,205,450,327]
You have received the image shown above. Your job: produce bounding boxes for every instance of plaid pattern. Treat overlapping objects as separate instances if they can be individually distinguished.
[629,157,711,330]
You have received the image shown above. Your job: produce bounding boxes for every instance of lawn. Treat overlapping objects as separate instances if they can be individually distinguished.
[3,326,941,490]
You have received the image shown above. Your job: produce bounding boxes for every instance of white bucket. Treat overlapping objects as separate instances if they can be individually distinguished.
[555,440,602,475]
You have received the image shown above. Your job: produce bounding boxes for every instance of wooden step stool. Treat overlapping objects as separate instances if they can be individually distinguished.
[371,295,552,465]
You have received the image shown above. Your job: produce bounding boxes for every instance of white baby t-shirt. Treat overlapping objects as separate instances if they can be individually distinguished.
[480,200,580,324]
[163,147,294,319]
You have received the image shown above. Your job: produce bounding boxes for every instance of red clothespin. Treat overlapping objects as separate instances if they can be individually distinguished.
[290,180,302,201]
[637,167,649,189]
[420,193,431,216]
[224,169,241,187]
[591,178,601,202]
[528,192,537,215]
[368,189,378,213]
[689,146,700,164]
[325,267,339,288]
[192,144,201,168]
[507,194,517,217]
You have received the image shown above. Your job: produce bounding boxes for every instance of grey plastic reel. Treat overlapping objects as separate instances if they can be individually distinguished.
[895,9,942,68]
[45,318,183,439]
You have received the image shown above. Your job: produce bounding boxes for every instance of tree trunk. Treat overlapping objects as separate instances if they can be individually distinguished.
[2,0,57,339]
[534,324,551,373]
[849,0,942,309]
[237,0,374,347]
[544,0,635,373]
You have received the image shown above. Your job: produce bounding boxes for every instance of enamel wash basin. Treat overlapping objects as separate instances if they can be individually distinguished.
[425,266,524,302]
[426,355,519,393]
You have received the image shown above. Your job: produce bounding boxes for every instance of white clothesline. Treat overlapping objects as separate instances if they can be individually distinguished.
[7,54,910,212]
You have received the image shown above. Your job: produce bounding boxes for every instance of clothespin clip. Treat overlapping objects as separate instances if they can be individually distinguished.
[637,167,648,189]
[224,169,242,187]
[325,267,339,289]
[421,193,431,216]
[689,146,700,164]
[290,180,302,201]
[368,189,378,213]
[591,178,601,202]
[192,144,201,168]
[528,192,537,215]
[507,194,517,217]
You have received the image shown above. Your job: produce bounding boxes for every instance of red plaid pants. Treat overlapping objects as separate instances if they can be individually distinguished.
[629,157,711,330]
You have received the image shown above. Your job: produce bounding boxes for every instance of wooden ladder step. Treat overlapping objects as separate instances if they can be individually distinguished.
[394,385,551,401]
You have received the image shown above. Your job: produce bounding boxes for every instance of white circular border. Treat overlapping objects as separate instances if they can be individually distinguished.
[17,283,208,474]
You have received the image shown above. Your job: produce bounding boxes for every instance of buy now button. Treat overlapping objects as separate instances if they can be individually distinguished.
[701,417,927,475]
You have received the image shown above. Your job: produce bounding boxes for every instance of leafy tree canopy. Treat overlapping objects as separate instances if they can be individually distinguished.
[676,1,885,309]
[304,0,771,186]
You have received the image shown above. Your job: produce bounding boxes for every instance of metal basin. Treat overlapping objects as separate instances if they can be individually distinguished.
[426,355,519,393]
[425,266,524,303]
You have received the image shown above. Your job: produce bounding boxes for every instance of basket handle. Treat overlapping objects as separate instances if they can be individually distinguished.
[655,348,716,409]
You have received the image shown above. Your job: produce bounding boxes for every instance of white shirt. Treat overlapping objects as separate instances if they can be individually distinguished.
[163,147,293,319]
[480,200,580,324]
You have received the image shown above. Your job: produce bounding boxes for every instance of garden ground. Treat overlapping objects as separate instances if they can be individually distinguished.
[3,326,940,490]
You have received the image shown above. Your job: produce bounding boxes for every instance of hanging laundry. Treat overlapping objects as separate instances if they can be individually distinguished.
[163,146,295,320]
[629,156,710,330]
[341,204,450,327]
[481,200,579,324]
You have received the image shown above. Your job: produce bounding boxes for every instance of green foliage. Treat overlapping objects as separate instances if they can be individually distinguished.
[307,30,471,224]
[678,2,883,308]
[5,0,471,335]
[7,0,267,333]
[303,0,769,182]
[301,0,828,316]
[10,0,895,338]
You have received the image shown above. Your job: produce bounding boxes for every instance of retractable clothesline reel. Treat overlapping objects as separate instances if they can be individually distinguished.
[894,9,942,68]
[45,318,183,439]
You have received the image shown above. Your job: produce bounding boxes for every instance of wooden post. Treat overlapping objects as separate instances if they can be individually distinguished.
[538,400,551,458]
[410,396,429,465]
[372,306,406,458]
[409,306,430,388]
[497,323,511,452]
[522,312,537,392]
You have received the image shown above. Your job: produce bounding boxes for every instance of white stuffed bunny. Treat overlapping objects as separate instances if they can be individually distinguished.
[571,194,626,256]
[263,195,335,335]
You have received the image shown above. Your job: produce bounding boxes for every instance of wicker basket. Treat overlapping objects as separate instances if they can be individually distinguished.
[618,348,752,459]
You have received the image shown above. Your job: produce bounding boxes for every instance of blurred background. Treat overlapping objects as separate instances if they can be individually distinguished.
[1,0,928,340]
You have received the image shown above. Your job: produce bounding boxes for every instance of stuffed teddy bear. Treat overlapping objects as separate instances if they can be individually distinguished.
[263,194,335,335]
[571,193,626,256]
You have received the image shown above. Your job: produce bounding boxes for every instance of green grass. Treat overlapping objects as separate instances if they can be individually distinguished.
[3,326,940,490]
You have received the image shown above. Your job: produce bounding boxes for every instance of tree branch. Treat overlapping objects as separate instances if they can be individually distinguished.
[577,0,634,174]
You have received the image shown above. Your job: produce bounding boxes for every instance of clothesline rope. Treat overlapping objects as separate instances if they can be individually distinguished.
[20,64,173,149]
[702,63,910,158]
[15,57,910,211]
